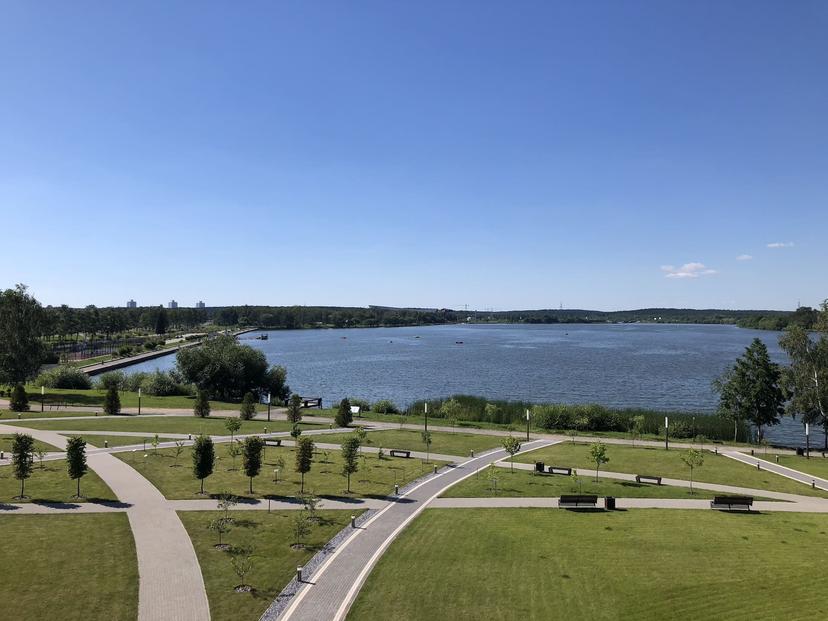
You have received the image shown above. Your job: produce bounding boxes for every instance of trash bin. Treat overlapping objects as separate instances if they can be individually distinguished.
[605,497,616,511]
[535,461,545,472]
[796,448,805,456]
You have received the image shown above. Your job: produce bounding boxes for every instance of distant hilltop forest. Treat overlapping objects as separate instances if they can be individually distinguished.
[37,302,823,335]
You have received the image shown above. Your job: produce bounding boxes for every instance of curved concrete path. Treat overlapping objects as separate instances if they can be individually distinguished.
[267,439,553,621]
[0,423,211,621]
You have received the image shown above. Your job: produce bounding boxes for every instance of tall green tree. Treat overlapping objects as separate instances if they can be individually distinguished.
[12,433,35,499]
[714,338,785,442]
[295,436,314,493]
[341,436,360,493]
[241,436,264,493]
[154,307,169,335]
[193,390,211,418]
[192,435,215,495]
[239,392,256,421]
[780,312,828,448]
[103,385,121,416]
[335,398,353,428]
[0,284,46,385]
[66,436,88,498]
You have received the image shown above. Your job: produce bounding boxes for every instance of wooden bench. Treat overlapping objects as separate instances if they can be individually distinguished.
[635,474,662,485]
[711,495,754,511]
[559,494,598,508]
[263,439,282,447]
[547,466,572,476]
[389,449,411,458]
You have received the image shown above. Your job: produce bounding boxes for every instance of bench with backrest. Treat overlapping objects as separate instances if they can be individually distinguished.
[635,474,662,485]
[559,494,598,508]
[547,466,573,476]
[711,495,754,511]
[389,449,411,458]
[263,438,282,447]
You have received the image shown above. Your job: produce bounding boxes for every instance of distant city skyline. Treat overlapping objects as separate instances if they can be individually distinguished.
[2,2,826,311]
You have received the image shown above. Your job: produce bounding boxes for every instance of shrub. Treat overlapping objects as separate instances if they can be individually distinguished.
[34,365,93,390]
[9,383,29,411]
[140,370,191,397]
[194,390,211,418]
[117,345,134,357]
[95,371,127,391]
[239,392,256,420]
[372,399,399,414]
[124,372,148,392]
[103,385,121,415]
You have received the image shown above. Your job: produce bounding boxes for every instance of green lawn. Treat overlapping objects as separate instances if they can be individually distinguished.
[1,434,63,453]
[0,513,138,620]
[757,452,828,481]
[349,508,828,620]
[443,467,727,499]
[115,442,443,500]
[59,433,182,448]
[513,442,828,497]
[314,428,502,456]
[180,509,357,621]
[0,408,100,419]
[22,385,241,410]
[0,458,117,503]
[7,415,325,436]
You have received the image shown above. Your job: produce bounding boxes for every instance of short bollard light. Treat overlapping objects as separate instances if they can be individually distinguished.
[470,449,474,458]
[776,455,780,463]
[104,440,108,448]
[132,449,136,461]
[394,483,399,495]
[188,434,192,440]
[1,451,4,460]
[297,566,303,583]
[813,480,816,489]
[274,468,279,483]
[17,413,21,419]
[433,464,438,474]
[714,447,718,455]
[264,427,268,434]
[351,515,356,528]
[757,462,761,471]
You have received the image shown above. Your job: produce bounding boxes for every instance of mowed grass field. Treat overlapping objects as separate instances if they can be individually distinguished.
[514,442,828,497]
[116,442,443,500]
[313,428,503,456]
[756,452,828,481]
[6,415,324,436]
[348,508,828,620]
[0,458,116,503]
[0,514,138,620]
[442,468,723,499]
[180,510,358,621]
[0,433,63,453]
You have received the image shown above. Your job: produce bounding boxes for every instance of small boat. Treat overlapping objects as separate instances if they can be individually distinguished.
[455,341,464,344]
[256,334,269,340]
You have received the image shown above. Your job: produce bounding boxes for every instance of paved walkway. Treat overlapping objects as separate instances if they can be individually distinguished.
[0,423,211,621]
[724,450,828,491]
[268,439,554,621]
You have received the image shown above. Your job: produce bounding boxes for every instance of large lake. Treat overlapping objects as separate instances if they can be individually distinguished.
[125,323,814,447]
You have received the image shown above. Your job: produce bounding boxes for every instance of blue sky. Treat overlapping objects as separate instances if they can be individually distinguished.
[1,1,826,310]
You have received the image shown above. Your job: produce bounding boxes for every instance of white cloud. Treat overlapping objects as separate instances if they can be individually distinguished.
[736,254,753,261]
[767,242,794,248]
[661,262,718,279]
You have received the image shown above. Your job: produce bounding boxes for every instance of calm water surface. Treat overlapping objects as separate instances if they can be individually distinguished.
[127,323,813,447]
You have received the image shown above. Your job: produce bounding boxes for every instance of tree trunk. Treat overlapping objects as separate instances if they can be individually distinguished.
[200,477,204,494]
[249,477,253,494]
[347,472,350,493]
[734,420,738,443]
[301,472,305,493]
[77,477,81,498]
[20,478,25,498]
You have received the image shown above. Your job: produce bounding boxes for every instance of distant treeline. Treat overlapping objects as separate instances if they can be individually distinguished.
[36,303,819,339]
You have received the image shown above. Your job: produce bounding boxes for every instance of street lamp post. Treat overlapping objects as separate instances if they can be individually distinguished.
[806,422,810,459]
[267,392,271,423]
[41,385,44,413]
[664,416,669,451]
[424,402,428,434]
[138,387,142,415]
[525,409,530,442]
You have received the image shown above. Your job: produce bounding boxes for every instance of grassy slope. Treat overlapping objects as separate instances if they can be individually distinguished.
[443,468,722,499]
[116,442,442,500]
[349,508,828,621]
[0,513,138,620]
[314,428,503,456]
[0,458,116,503]
[22,386,240,410]
[180,510,357,621]
[7,416,324,436]
[0,409,100,419]
[513,442,828,498]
